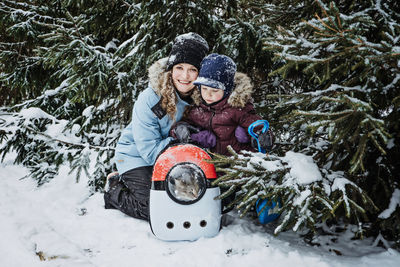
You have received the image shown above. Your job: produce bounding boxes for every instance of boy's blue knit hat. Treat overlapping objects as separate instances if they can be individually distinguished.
[193,53,237,98]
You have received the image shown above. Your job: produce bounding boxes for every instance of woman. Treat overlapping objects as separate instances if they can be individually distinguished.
[104,33,209,220]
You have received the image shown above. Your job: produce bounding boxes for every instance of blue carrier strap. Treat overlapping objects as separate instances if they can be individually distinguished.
[248,120,281,224]
[248,120,269,154]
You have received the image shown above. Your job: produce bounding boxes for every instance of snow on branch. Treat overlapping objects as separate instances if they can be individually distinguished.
[211,147,376,236]
[379,189,400,219]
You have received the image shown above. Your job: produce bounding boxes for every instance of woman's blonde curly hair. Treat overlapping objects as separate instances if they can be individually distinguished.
[157,71,178,121]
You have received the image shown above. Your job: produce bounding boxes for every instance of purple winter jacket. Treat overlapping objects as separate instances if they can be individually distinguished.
[183,72,262,156]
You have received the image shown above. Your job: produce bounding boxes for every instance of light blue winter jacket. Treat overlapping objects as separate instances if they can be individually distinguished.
[114,58,190,175]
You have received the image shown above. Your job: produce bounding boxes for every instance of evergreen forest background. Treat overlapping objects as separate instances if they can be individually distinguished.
[1,0,399,249]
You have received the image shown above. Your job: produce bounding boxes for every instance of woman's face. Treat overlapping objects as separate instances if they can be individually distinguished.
[171,63,199,95]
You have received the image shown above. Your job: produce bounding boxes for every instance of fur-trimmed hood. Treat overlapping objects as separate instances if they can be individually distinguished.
[147,57,169,96]
[147,57,254,108]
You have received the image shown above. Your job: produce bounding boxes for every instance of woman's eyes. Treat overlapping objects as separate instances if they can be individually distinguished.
[174,66,197,72]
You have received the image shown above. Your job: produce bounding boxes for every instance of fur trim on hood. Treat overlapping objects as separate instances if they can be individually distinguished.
[148,57,169,96]
[191,72,254,108]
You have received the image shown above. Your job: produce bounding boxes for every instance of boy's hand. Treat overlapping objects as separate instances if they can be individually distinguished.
[235,126,250,143]
[191,130,216,148]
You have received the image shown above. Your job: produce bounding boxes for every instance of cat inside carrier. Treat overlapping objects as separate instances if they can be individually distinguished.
[149,143,221,241]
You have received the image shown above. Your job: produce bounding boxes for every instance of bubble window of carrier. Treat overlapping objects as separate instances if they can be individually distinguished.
[165,162,207,204]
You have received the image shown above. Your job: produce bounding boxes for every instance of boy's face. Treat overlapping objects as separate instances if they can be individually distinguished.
[172,63,199,96]
[200,85,224,104]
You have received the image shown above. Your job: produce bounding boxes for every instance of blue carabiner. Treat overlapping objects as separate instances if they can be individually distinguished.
[248,120,269,153]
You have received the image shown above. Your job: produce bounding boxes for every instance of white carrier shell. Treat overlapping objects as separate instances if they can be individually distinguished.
[149,187,221,241]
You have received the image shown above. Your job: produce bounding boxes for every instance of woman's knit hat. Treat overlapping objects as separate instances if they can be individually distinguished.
[166,33,209,71]
[193,53,237,98]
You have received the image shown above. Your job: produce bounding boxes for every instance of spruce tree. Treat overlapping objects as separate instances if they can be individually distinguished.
[0,0,226,188]
[212,0,400,247]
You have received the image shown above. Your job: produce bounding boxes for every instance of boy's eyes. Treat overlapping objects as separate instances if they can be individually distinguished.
[201,87,220,93]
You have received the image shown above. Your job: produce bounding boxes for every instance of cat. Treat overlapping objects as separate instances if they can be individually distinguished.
[172,172,201,201]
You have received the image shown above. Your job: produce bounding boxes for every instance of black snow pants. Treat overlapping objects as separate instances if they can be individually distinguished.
[104,166,153,221]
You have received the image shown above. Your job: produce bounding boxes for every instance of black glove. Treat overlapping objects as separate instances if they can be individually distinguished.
[251,130,274,152]
[259,130,274,151]
[171,122,200,143]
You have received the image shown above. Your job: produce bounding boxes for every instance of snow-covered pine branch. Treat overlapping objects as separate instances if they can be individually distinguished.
[212,148,377,238]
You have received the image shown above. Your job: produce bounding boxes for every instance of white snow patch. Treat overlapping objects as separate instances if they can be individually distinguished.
[282,151,322,185]
[0,151,399,266]
[379,189,400,219]
[20,107,56,122]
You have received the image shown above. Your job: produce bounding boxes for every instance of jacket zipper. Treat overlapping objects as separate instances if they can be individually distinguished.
[208,109,215,130]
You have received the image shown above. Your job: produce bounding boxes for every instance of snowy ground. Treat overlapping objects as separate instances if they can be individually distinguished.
[1,153,399,267]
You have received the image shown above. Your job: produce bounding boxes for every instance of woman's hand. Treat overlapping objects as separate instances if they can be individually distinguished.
[170,122,200,143]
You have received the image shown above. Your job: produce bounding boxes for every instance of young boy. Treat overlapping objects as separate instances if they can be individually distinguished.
[171,53,273,155]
